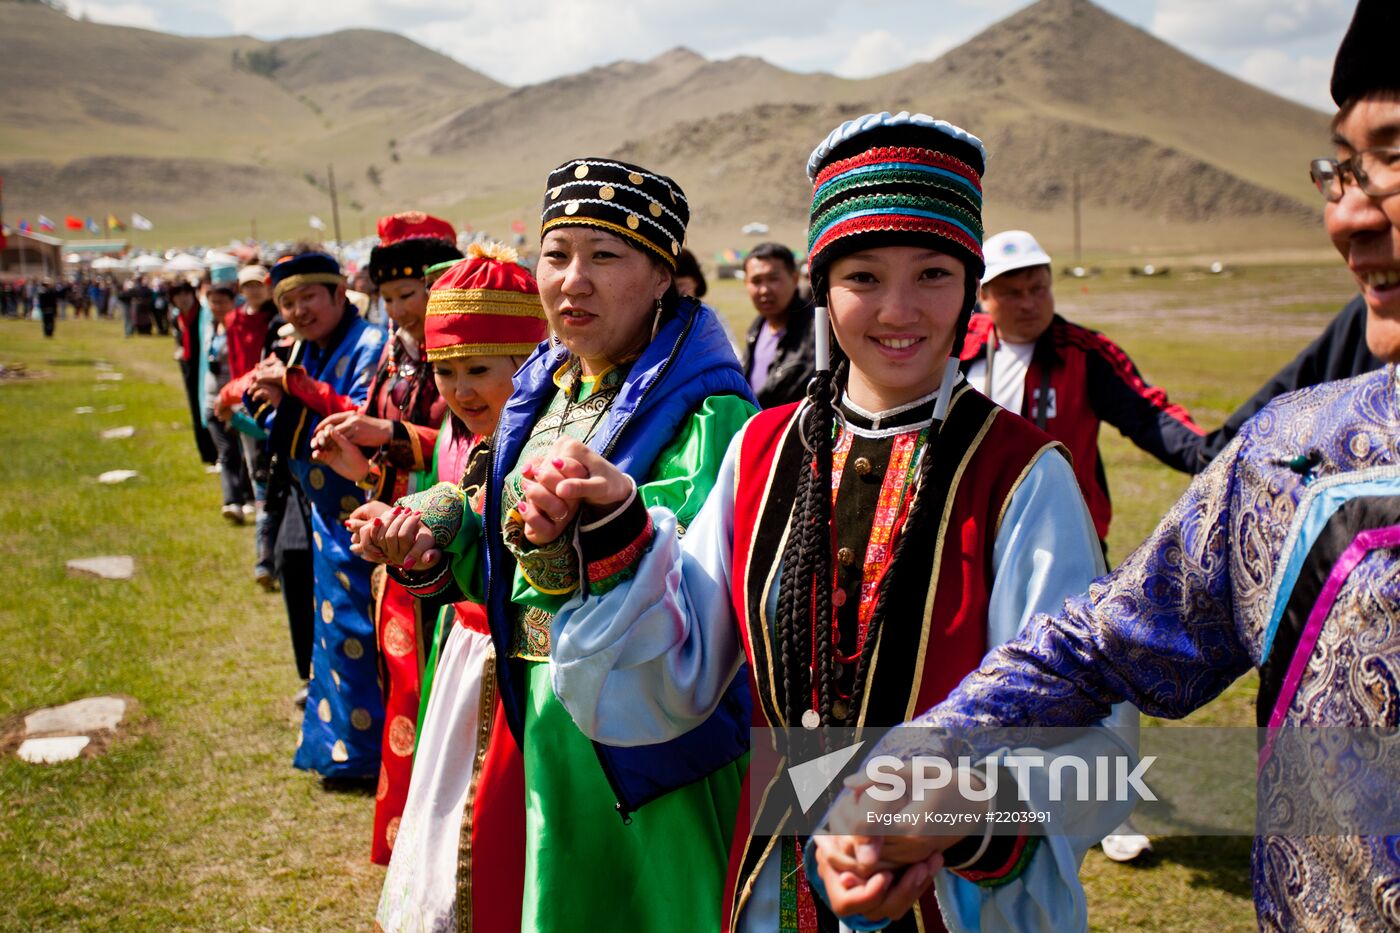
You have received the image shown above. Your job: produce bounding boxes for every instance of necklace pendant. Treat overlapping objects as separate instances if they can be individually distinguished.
[801,709,821,730]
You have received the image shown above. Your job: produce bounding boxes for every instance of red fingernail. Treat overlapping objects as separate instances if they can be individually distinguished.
[404,557,416,569]
[552,458,565,469]
[373,518,382,527]
[517,501,528,514]
[522,463,536,478]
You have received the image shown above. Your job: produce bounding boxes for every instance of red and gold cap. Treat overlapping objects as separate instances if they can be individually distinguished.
[378,211,456,246]
[424,242,548,361]
[369,211,462,286]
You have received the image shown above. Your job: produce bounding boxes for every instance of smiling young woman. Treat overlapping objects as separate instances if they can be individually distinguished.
[537,112,1131,933]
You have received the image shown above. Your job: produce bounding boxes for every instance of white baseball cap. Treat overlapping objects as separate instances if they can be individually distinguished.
[981,230,1052,285]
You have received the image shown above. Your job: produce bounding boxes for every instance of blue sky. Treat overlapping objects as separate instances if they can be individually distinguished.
[67,0,1353,112]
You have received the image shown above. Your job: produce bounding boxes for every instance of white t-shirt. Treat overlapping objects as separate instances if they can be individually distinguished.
[966,338,1035,415]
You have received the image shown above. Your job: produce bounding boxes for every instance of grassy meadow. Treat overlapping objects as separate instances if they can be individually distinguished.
[0,256,1360,930]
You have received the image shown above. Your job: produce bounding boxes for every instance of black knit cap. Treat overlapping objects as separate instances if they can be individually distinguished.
[368,238,464,286]
[541,158,689,269]
[1331,0,1400,107]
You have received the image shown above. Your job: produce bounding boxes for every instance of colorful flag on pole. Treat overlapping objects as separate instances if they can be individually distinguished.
[18,219,31,234]
[309,215,326,231]
[38,215,55,232]
[109,214,127,232]
[65,215,84,230]
[130,213,152,231]
[85,217,100,234]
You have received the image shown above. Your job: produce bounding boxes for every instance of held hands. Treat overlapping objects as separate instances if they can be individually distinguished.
[319,411,394,448]
[811,766,984,922]
[516,437,633,546]
[349,502,441,571]
[311,421,372,481]
[250,357,285,407]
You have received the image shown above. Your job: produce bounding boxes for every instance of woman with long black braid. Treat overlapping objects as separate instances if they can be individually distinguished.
[538,112,1134,932]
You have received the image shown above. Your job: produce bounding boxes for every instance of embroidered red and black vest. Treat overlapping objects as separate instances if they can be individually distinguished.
[722,383,1066,932]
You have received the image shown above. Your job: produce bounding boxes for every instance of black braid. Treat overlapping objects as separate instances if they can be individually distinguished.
[774,364,839,725]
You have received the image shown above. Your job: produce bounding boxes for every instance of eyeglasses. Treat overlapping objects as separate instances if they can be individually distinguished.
[1310,148,1400,202]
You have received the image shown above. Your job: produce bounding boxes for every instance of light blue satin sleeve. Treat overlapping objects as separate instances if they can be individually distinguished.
[937,451,1138,933]
[550,432,746,747]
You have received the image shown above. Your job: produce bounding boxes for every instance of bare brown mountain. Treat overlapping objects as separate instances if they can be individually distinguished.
[1,0,1335,256]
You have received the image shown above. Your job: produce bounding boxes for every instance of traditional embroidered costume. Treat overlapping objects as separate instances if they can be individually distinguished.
[381,161,760,931]
[362,213,464,864]
[377,245,544,930]
[550,113,1132,932]
[906,367,1400,929]
[261,253,388,779]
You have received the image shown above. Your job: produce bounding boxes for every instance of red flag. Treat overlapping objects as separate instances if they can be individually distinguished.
[65,215,84,230]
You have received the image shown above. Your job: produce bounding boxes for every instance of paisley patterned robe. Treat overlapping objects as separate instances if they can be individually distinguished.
[910,366,1400,930]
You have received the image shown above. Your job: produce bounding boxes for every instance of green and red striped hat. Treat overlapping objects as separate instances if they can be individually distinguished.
[805,111,987,290]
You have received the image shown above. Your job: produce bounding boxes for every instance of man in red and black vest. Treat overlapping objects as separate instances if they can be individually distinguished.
[959,230,1203,551]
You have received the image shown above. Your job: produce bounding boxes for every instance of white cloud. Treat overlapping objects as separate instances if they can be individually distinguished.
[1237,48,1334,111]
[68,0,161,30]
[824,29,961,79]
[1152,0,1350,52]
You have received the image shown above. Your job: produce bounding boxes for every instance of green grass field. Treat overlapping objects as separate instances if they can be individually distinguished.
[0,256,1360,930]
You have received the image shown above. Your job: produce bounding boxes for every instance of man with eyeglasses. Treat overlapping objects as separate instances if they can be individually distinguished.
[813,2,1400,927]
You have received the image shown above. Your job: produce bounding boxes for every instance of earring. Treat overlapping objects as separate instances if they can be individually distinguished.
[650,297,664,341]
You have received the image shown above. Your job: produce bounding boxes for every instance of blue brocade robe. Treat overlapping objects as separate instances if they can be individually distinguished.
[907,365,1400,929]
[280,313,387,778]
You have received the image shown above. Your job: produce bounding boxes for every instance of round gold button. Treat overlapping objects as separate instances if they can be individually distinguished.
[853,457,872,476]
[564,201,579,215]
[573,164,589,179]
[628,172,644,185]
[837,547,855,567]
[599,185,615,201]
[649,201,663,218]
[832,699,850,721]
[550,186,562,199]
[626,214,640,229]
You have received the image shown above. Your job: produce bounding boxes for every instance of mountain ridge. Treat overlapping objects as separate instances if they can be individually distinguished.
[0,0,1335,255]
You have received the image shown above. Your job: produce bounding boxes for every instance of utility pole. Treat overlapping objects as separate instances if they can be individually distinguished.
[1072,169,1083,268]
[327,163,343,247]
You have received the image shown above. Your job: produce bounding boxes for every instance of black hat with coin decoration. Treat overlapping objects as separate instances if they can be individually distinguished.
[540,158,689,269]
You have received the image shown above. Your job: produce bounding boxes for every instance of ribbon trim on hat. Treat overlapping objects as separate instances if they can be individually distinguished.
[426,291,545,316]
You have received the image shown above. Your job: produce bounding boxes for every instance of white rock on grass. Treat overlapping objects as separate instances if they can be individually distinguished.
[25,696,127,734]
[18,736,91,764]
[94,361,113,370]
[98,470,139,485]
[66,556,135,580]
[103,405,125,413]
[100,426,135,440]
[95,372,124,381]
[74,406,95,414]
